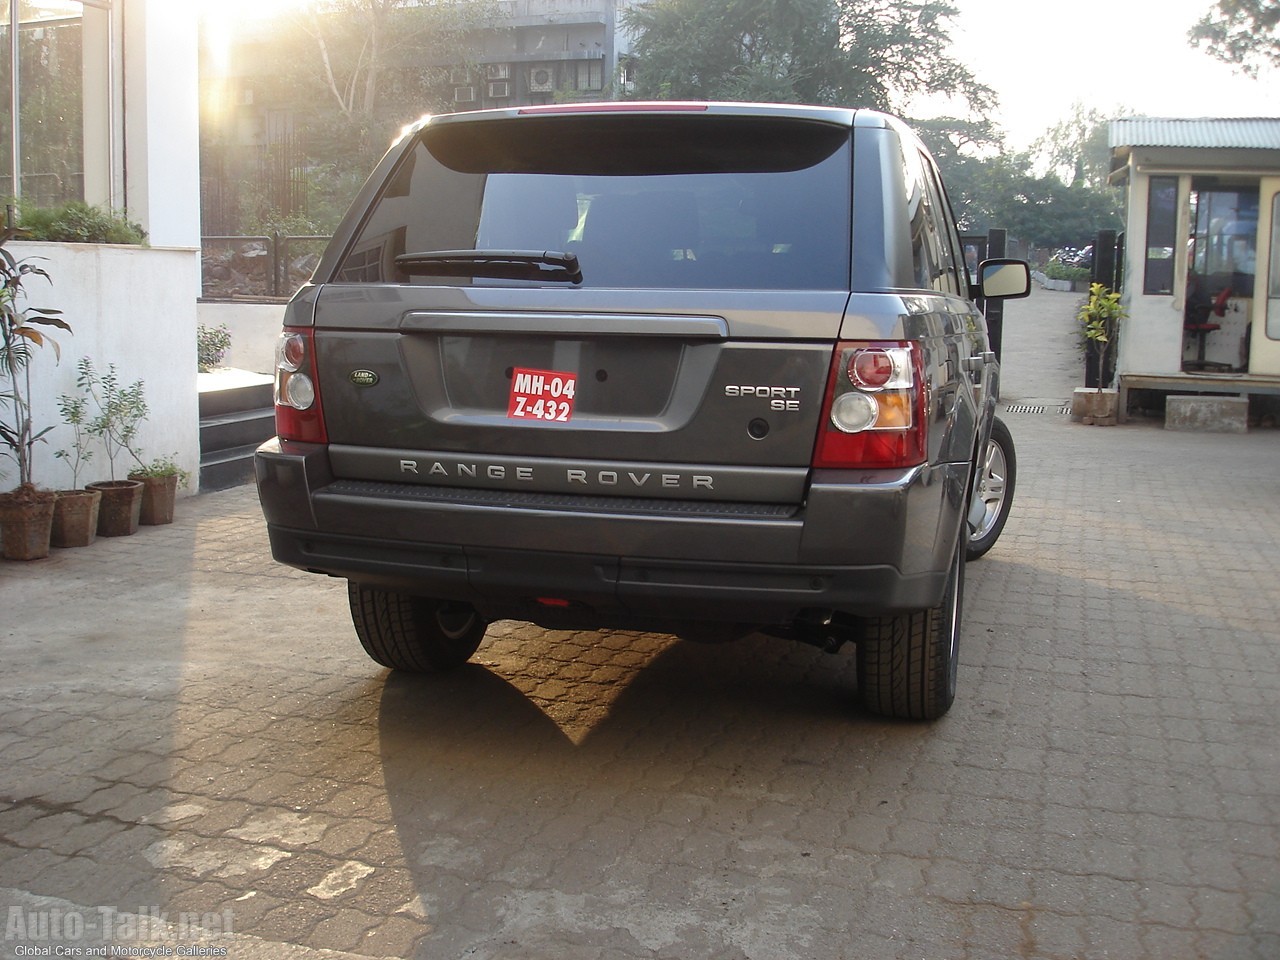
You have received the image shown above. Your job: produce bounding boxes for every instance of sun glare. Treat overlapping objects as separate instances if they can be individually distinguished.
[197,0,314,20]
[200,0,315,79]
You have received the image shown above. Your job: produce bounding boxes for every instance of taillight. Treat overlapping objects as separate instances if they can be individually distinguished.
[812,341,926,469]
[273,327,328,444]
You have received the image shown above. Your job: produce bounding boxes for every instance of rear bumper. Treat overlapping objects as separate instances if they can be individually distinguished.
[255,439,968,626]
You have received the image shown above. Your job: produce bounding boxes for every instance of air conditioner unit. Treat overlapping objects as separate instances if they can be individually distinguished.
[453,86,477,103]
[487,81,511,99]
[485,63,511,81]
[528,66,555,93]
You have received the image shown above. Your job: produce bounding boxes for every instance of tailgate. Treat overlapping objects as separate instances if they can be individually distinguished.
[311,288,846,504]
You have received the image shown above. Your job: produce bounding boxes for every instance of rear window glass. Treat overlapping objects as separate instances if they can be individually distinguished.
[331,114,852,291]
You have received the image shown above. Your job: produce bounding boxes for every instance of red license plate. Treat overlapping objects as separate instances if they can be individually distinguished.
[507,367,577,422]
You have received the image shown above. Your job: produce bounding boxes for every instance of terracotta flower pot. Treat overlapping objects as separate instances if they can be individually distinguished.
[1070,387,1119,426]
[86,479,144,537]
[0,488,57,561]
[51,488,103,548]
[128,473,179,525]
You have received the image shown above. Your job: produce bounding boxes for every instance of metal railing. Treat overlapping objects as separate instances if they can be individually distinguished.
[201,233,331,300]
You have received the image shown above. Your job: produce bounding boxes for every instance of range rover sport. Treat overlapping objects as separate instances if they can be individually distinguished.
[255,102,1030,720]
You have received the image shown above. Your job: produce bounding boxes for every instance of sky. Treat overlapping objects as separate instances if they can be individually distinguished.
[923,0,1280,150]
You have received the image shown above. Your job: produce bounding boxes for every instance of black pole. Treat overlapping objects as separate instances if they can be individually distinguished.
[1093,229,1117,291]
[1085,229,1119,387]
[985,228,1006,364]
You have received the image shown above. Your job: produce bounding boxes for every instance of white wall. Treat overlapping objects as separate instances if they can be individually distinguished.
[198,301,286,375]
[123,0,202,248]
[8,242,200,495]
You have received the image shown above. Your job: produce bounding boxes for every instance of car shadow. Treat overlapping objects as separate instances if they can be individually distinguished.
[372,629,935,957]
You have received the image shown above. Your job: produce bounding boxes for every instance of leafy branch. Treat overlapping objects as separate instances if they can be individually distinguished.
[76,357,148,481]
[0,226,72,489]
[1077,283,1126,390]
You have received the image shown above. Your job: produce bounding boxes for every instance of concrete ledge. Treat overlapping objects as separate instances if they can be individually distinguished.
[1031,271,1090,292]
[1165,395,1248,433]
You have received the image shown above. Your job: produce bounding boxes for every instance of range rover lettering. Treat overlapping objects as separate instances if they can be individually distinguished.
[255,102,1029,720]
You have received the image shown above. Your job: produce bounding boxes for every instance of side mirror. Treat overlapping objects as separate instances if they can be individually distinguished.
[976,259,1031,300]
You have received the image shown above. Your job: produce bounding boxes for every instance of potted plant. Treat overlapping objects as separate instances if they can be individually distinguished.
[49,390,102,547]
[79,358,147,537]
[197,322,231,372]
[0,226,71,560]
[128,453,189,526]
[1071,282,1126,426]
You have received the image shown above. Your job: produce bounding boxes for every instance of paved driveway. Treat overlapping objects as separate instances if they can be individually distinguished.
[2,288,1278,959]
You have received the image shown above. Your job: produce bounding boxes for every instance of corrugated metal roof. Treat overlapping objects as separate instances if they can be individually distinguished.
[1109,117,1280,150]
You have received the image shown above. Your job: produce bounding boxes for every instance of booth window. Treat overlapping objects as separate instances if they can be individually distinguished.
[1143,176,1177,295]
[1188,179,1258,298]
[1267,194,1280,340]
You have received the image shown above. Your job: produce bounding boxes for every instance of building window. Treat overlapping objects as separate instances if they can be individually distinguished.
[573,59,602,92]
[1143,176,1178,295]
[0,0,112,209]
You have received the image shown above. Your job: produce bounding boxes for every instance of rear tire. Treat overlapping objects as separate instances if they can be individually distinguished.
[348,582,486,672]
[856,538,964,721]
[967,416,1016,561]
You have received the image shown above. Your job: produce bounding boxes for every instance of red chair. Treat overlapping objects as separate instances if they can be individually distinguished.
[1185,286,1231,369]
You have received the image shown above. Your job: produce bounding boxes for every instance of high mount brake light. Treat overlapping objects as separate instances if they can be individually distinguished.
[517,102,709,115]
[273,327,328,444]
[813,341,926,469]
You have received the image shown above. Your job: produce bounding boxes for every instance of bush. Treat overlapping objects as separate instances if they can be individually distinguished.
[197,323,232,372]
[1043,259,1091,282]
[129,452,191,485]
[16,200,147,245]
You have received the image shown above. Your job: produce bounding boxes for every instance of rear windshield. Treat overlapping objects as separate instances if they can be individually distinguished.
[331,113,852,291]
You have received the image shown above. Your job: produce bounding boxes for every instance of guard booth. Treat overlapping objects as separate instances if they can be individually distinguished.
[1108,117,1280,421]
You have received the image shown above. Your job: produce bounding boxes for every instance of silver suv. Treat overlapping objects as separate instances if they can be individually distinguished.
[256,102,1029,720]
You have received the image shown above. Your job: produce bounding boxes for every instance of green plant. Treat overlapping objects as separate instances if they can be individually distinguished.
[0,225,72,490]
[197,323,232,371]
[77,357,148,480]
[129,453,190,486]
[54,392,95,488]
[1077,282,1126,388]
[1044,259,1091,282]
[17,200,147,246]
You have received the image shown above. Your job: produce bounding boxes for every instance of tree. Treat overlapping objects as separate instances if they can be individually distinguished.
[1032,103,1116,189]
[200,0,500,233]
[1189,0,1280,76]
[284,0,498,164]
[937,150,1123,250]
[913,116,1004,169]
[623,0,994,115]
[917,106,1125,253]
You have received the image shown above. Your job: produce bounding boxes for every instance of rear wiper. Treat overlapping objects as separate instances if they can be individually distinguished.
[395,249,583,284]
